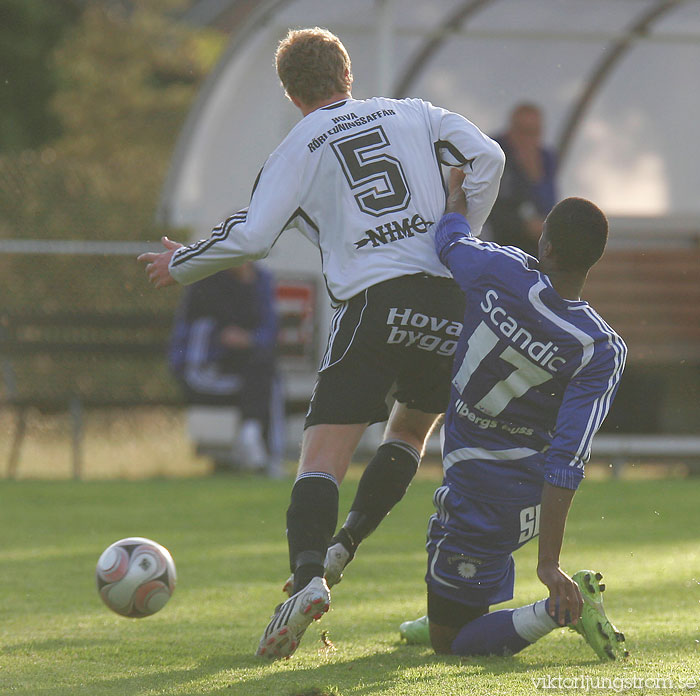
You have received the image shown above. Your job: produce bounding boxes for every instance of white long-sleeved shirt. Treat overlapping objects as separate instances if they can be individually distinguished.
[170,96,505,302]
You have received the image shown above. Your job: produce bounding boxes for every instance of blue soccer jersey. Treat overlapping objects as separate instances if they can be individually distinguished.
[436,213,627,499]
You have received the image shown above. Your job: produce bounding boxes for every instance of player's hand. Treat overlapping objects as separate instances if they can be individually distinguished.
[537,560,583,626]
[445,168,467,218]
[137,236,183,288]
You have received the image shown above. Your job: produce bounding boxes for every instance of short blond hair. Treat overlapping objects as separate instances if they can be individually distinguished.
[275,27,353,105]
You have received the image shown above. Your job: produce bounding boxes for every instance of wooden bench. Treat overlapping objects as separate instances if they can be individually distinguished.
[0,311,182,478]
[0,279,319,478]
[583,248,700,365]
[583,247,700,466]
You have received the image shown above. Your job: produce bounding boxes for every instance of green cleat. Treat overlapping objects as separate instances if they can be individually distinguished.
[571,570,629,661]
[399,615,431,645]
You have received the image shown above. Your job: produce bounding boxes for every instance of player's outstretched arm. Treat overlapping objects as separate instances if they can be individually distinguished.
[537,482,583,626]
[137,236,183,288]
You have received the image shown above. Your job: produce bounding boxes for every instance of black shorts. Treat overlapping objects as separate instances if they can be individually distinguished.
[305,274,465,428]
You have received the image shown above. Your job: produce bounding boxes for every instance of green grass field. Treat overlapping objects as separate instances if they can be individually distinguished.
[1,472,698,695]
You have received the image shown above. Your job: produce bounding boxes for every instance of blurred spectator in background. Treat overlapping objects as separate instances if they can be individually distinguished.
[168,263,285,476]
[488,103,558,256]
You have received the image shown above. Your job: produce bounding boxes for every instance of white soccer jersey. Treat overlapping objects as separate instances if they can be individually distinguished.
[169,97,505,301]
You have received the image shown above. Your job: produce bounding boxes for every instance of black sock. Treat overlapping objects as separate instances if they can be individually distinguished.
[286,472,339,594]
[335,439,421,554]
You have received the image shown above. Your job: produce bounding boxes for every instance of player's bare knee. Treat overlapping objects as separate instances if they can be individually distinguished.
[298,423,366,482]
[429,623,458,655]
[385,411,439,452]
[383,424,434,453]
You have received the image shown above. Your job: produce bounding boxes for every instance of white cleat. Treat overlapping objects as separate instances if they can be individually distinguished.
[282,574,294,597]
[323,542,351,587]
[256,576,330,660]
[282,542,352,598]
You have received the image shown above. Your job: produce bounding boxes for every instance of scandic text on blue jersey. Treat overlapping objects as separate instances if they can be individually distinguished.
[480,289,566,371]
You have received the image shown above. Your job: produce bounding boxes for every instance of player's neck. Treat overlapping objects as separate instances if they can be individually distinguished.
[297,92,352,116]
[544,269,586,302]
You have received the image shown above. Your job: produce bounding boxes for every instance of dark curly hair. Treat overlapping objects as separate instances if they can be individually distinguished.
[544,197,608,271]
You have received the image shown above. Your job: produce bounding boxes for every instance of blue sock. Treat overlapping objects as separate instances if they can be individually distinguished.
[451,609,530,656]
[451,599,559,656]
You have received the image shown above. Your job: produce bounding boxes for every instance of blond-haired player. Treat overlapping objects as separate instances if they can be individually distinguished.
[139,27,504,660]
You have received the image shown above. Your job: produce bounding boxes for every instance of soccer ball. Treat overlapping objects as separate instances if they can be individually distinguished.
[96,537,176,618]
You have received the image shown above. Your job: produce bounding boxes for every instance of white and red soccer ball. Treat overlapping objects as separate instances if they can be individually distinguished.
[96,537,176,618]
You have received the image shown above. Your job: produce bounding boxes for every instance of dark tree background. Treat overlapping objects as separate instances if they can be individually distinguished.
[0,1,225,403]
[0,0,224,310]
[0,0,82,152]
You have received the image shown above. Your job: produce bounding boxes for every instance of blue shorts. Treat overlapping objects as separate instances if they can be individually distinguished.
[425,483,542,607]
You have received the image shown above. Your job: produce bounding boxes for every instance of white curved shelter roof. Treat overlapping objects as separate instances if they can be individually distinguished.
[161,0,700,236]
